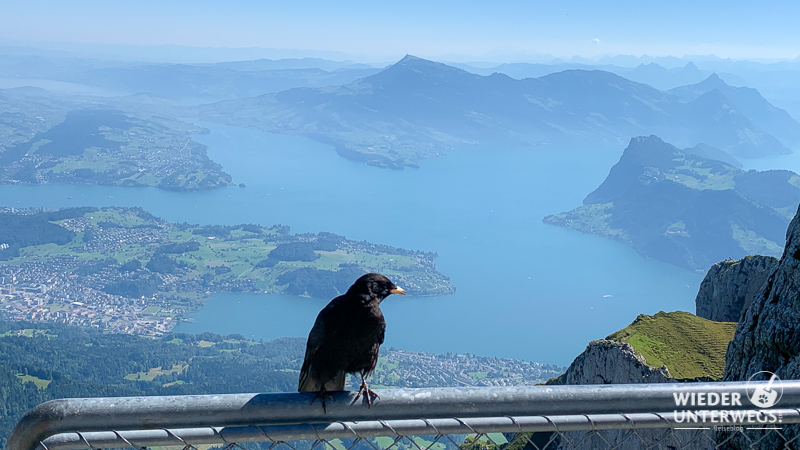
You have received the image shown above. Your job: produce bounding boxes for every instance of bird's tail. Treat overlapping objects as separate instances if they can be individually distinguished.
[299,371,346,392]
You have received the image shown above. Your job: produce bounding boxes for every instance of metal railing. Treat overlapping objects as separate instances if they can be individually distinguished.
[9,381,800,450]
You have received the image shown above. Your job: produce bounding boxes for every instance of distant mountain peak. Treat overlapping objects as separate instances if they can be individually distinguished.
[394,55,475,74]
[622,135,682,162]
[669,71,800,146]
[363,54,480,87]
[586,135,742,204]
[670,73,730,97]
[391,54,446,69]
[690,73,729,91]
[705,73,723,82]
[398,54,424,63]
[679,62,701,76]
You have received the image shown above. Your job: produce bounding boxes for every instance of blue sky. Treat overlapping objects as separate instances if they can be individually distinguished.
[1,1,798,62]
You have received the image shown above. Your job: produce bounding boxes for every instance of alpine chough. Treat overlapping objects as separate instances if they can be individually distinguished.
[298,273,406,410]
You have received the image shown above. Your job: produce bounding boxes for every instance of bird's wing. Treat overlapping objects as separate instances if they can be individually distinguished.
[361,320,386,377]
[298,312,326,391]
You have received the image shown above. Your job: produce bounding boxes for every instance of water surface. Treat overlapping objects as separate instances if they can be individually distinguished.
[1,124,703,365]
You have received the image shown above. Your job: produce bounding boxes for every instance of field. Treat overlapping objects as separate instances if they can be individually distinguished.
[606,311,737,380]
[124,364,188,382]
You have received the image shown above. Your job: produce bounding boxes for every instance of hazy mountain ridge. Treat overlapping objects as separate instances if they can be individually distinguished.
[0,52,381,102]
[3,51,797,170]
[196,55,796,168]
[669,73,800,145]
[74,64,381,102]
[453,60,711,90]
[544,136,800,271]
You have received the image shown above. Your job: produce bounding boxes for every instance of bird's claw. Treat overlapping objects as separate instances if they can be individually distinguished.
[353,380,380,408]
[311,388,335,413]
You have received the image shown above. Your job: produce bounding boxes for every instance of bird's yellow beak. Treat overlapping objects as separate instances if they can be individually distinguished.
[390,286,407,295]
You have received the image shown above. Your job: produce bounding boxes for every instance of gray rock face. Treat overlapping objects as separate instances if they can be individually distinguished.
[552,340,674,385]
[724,212,800,378]
[722,205,800,448]
[695,255,778,322]
[545,340,709,450]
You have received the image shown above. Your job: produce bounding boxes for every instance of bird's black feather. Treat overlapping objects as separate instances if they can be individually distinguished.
[298,273,404,403]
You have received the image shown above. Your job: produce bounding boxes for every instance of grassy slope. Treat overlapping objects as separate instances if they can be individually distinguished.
[606,311,737,380]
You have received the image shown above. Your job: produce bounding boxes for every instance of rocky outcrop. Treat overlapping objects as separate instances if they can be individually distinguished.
[721,205,800,448]
[544,340,707,450]
[549,340,674,385]
[724,210,800,378]
[695,255,778,322]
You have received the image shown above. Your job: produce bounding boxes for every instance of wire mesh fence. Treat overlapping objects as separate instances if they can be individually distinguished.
[24,418,800,450]
[9,382,800,450]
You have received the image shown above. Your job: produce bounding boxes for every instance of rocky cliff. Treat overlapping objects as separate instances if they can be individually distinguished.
[549,339,674,385]
[721,205,800,448]
[724,207,800,379]
[544,342,680,450]
[694,255,778,322]
[544,339,686,450]
[538,202,800,449]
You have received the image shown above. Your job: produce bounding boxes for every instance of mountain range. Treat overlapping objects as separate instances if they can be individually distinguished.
[196,55,799,168]
[452,60,713,91]
[0,53,380,102]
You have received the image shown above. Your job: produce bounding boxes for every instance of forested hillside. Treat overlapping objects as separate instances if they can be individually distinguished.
[0,321,300,446]
[0,321,563,447]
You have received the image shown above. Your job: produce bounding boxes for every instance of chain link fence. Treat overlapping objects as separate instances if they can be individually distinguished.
[9,382,800,450]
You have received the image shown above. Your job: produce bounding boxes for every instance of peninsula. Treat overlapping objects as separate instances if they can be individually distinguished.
[0,206,454,335]
[544,135,800,271]
[0,89,231,191]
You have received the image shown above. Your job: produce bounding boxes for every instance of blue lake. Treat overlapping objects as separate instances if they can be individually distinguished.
[0,124,707,365]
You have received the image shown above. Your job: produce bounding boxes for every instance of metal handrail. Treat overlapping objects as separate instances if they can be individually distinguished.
[9,381,800,450]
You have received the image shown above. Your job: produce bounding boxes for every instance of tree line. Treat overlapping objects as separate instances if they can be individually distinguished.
[0,321,303,447]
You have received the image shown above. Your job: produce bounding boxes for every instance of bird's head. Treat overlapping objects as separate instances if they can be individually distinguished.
[349,273,406,303]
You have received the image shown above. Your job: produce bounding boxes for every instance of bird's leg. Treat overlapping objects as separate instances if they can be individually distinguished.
[355,372,380,408]
[311,386,334,413]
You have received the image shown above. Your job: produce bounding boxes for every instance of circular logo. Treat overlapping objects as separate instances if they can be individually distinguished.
[747,371,783,409]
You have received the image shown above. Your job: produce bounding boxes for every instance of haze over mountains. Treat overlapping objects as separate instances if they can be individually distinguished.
[0,53,380,102]
[668,73,800,144]
[197,55,799,168]
[3,48,800,280]
[450,60,712,91]
[5,1,800,445]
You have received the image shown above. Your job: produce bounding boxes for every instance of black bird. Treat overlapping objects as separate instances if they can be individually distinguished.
[298,273,405,410]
